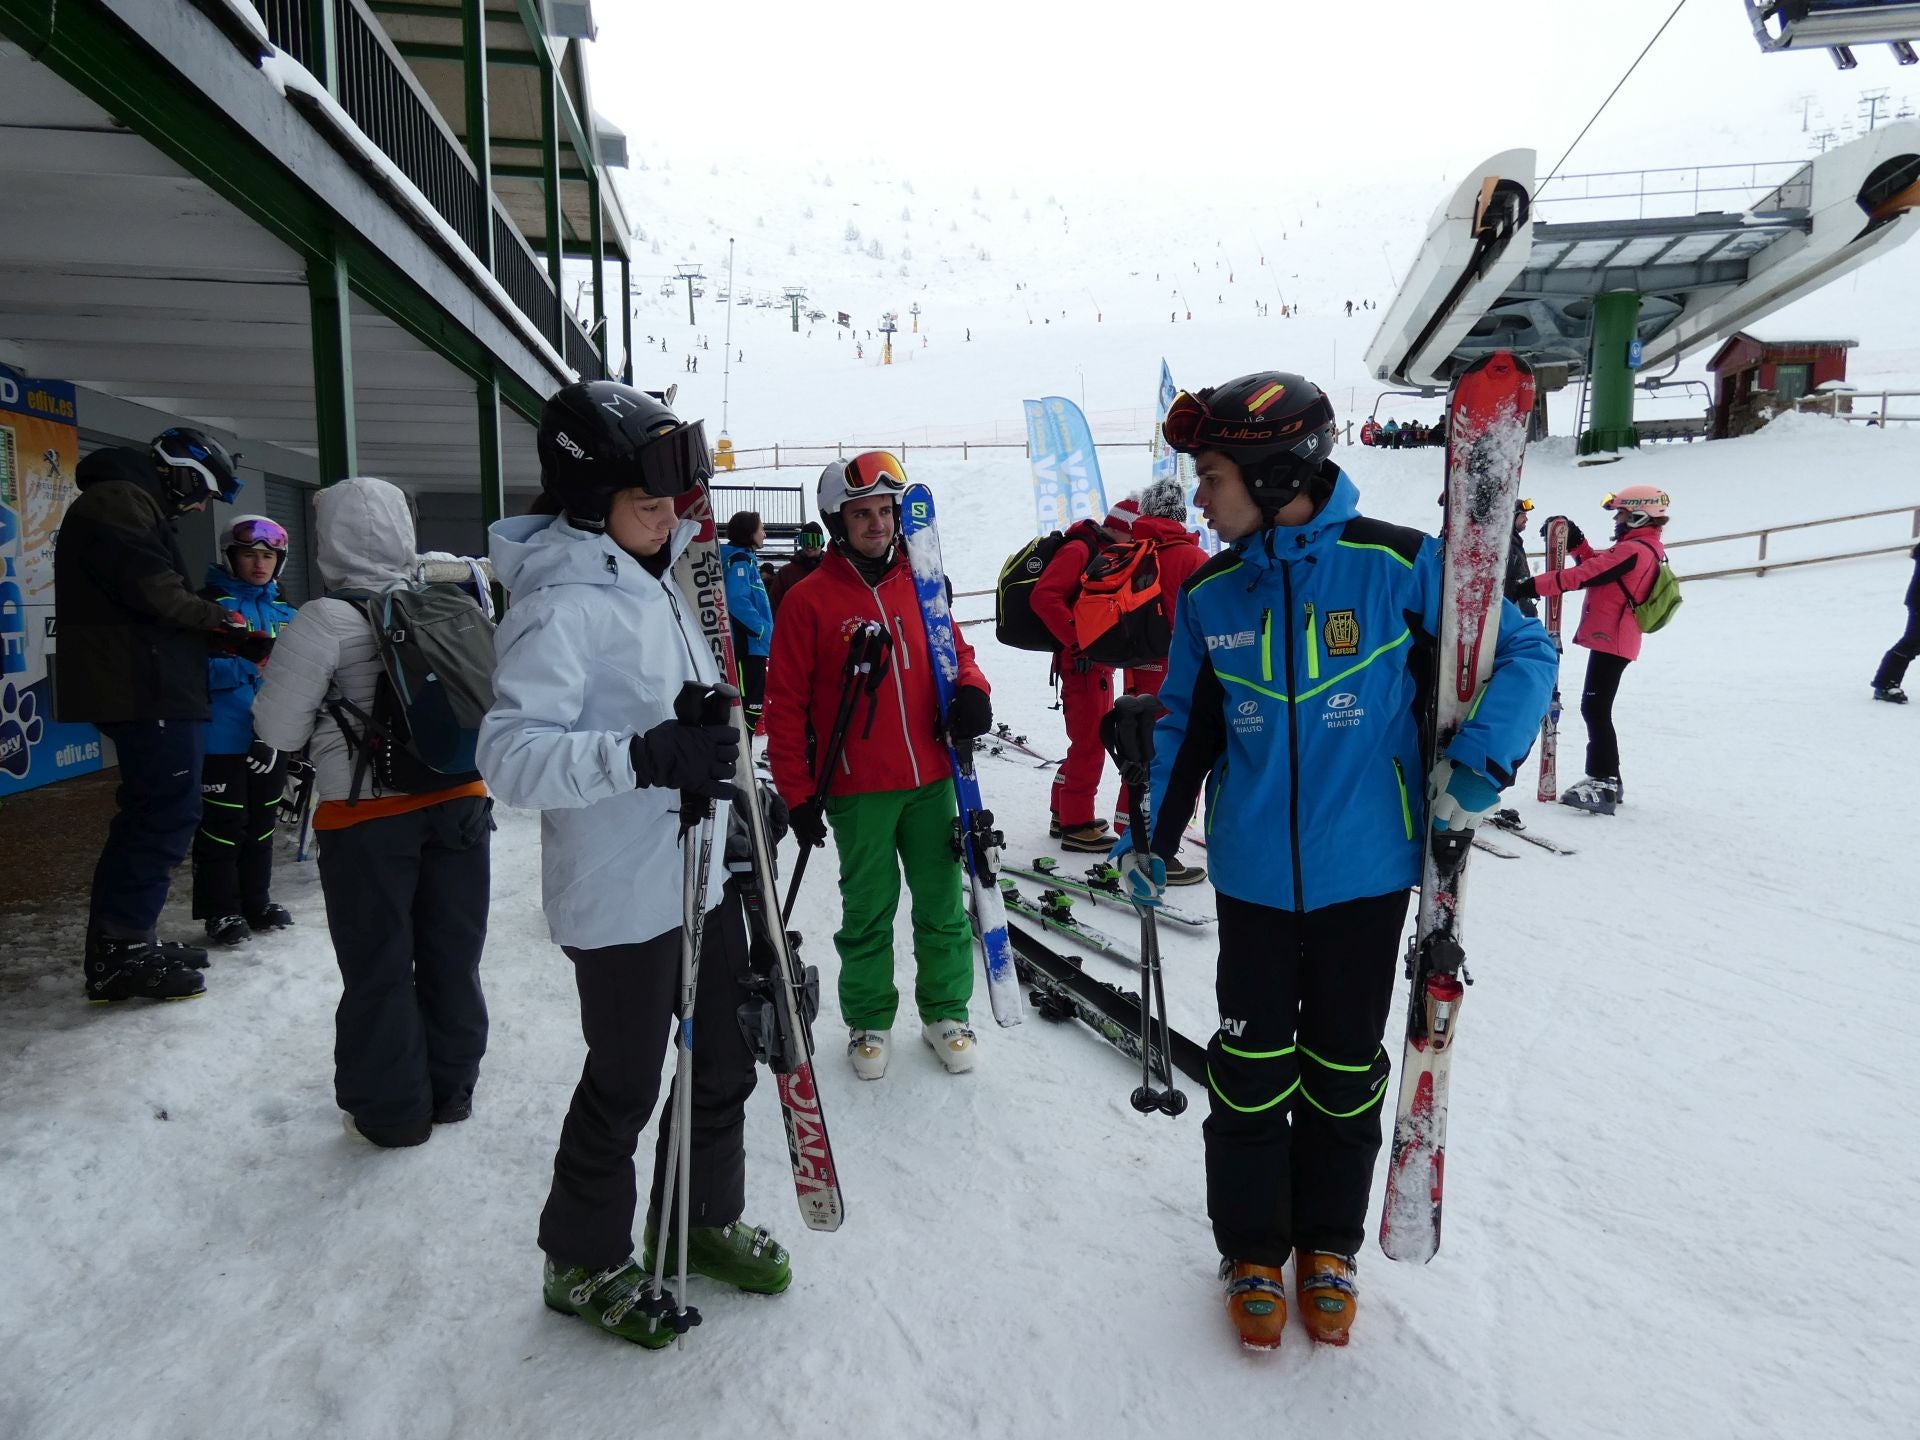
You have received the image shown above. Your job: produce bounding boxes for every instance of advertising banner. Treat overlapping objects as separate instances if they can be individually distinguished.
[0,361,97,797]
[1021,396,1108,537]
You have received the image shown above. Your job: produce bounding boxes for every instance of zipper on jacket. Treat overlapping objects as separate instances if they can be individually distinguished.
[1260,608,1273,683]
[1304,602,1320,681]
[1280,564,1304,912]
[1392,757,1413,841]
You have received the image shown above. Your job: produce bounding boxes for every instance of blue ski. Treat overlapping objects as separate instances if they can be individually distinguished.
[899,483,1025,1028]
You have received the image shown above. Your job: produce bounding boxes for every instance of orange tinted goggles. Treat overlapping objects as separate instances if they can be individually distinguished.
[846,451,908,494]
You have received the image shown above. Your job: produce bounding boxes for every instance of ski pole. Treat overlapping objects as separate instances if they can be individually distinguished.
[779,622,891,926]
[1101,694,1187,1119]
[647,678,737,1347]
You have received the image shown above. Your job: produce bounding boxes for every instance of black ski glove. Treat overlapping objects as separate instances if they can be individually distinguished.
[630,715,738,799]
[245,740,279,775]
[1510,574,1539,602]
[946,685,993,745]
[790,800,827,849]
[759,782,791,845]
[1544,516,1585,550]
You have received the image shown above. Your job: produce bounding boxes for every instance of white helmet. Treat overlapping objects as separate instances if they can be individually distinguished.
[817,451,908,519]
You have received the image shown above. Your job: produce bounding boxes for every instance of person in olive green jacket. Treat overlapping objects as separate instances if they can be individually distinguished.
[53,428,268,1003]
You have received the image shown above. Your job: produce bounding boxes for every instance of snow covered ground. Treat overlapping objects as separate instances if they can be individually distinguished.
[3,412,1917,1439]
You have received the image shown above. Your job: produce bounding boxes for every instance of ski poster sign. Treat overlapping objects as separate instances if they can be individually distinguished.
[1021,396,1108,536]
[1151,359,1215,555]
[0,361,98,798]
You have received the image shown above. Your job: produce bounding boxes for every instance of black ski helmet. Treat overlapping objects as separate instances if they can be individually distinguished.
[152,427,241,513]
[537,380,712,532]
[1161,372,1336,509]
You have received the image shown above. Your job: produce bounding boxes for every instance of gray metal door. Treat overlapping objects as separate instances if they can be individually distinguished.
[263,477,316,603]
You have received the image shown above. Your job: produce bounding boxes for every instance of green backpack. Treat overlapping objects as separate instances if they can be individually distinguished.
[1624,561,1683,634]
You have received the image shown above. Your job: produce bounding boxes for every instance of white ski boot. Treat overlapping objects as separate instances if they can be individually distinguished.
[847,1029,890,1081]
[922,1019,978,1073]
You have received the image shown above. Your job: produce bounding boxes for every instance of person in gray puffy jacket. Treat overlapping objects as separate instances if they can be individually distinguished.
[478,381,788,1348]
[252,477,491,1148]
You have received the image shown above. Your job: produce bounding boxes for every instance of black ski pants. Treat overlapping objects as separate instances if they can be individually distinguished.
[539,890,759,1273]
[1206,888,1411,1264]
[1873,605,1920,688]
[89,719,205,939]
[316,795,491,1130]
[1580,649,1631,784]
[191,751,285,920]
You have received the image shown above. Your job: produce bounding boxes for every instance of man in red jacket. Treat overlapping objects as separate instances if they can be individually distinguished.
[764,453,994,1081]
[1109,479,1210,882]
[1034,498,1137,851]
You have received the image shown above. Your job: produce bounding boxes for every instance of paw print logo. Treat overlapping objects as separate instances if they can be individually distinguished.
[0,681,45,779]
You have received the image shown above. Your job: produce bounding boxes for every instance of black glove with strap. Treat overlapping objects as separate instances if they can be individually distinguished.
[946,684,993,745]
[1511,574,1539,602]
[758,782,791,846]
[790,799,827,850]
[245,740,279,775]
[630,715,737,800]
[1545,516,1585,551]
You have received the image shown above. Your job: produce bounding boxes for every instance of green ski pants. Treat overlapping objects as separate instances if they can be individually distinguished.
[824,778,974,1030]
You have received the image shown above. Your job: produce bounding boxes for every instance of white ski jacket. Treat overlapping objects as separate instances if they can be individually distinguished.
[477,512,730,950]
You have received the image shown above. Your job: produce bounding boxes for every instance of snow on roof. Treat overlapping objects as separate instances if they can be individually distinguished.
[1736,329,1860,348]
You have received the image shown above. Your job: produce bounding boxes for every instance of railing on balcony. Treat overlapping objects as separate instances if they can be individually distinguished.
[249,0,603,379]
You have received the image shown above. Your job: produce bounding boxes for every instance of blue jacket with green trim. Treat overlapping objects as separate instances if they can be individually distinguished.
[721,543,774,658]
[1147,470,1556,913]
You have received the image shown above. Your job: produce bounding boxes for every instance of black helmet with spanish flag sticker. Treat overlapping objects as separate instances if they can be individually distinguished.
[1161,372,1337,507]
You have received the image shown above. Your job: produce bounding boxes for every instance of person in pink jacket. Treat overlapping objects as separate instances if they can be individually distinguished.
[1514,485,1670,815]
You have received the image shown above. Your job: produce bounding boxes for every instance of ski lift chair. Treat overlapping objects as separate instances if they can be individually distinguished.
[1745,1,1920,69]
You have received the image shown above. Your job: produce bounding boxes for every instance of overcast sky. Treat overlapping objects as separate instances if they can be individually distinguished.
[588,0,1918,191]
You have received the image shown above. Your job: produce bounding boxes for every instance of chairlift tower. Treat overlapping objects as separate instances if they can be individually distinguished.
[909,301,922,333]
[879,311,898,365]
[674,263,705,326]
[784,287,807,334]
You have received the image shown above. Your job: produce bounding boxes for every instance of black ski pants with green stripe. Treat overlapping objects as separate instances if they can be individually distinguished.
[191,751,285,920]
[1206,889,1410,1265]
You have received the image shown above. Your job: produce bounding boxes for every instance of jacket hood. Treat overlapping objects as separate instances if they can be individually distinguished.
[1133,514,1198,545]
[315,477,416,592]
[488,510,700,596]
[75,447,161,498]
[1231,468,1363,567]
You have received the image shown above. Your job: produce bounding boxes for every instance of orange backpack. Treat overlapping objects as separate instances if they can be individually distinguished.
[1072,538,1171,668]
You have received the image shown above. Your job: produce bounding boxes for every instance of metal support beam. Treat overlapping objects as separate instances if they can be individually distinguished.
[309,0,339,93]
[309,247,357,484]
[394,41,542,67]
[588,171,605,377]
[462,0,494,274]
[539,59,564,346]
[1579,290,1641,457]
[619,250,632,384]
[476,371,505,532]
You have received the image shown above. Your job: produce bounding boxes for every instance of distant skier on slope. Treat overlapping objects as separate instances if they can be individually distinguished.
[1513,485,1670,814]
[478,382,790,1346]
[1869,540,1920,703]
[1128,372,1552,1351]
[763,455,995,1081]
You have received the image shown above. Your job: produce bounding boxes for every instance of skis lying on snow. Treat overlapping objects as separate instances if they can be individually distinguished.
[1380,350,1535,1266]
[673,482,844,1232]
[1006,858,1215,929]
[1006,920,1206,1084]
[990,724,1063,766]
[997,879,1132,961]
[899,483,1024,1027]
[1471,835,1518,860]
[1488,808,1575,855]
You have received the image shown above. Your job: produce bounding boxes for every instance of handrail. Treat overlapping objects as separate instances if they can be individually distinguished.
[1530,502,1920,578]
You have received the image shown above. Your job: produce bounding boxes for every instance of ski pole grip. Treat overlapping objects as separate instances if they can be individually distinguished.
[675,679,738,729]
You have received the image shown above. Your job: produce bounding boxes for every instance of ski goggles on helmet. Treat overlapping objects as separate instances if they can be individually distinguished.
[1161,388,1335,457]
[844,451,908,497]
[228,516,289,552]
[629,419,714,497]
[1516,497,1535,512]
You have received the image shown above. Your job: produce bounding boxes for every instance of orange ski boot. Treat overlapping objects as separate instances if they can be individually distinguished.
[1221,1260,1288,1351]
[1294,1250,1358,1346]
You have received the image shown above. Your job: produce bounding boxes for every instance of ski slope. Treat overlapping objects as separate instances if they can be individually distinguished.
[2,414,1916,1439]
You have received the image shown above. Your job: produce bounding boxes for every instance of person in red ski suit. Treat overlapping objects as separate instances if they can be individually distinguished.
[1515,485,1670,813]
[1033,498,1138,851]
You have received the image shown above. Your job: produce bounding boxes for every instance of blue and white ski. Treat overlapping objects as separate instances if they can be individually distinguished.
[899,482,1025,1028]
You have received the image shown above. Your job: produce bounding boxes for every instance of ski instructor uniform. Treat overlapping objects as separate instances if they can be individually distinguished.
[1135,372,1554,1349]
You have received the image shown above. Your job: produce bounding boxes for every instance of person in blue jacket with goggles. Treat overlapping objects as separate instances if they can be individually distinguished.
[1117,371,1554,1350]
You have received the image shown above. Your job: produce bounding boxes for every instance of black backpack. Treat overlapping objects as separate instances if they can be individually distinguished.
[325,582,496,803]
[995,527,1095,653]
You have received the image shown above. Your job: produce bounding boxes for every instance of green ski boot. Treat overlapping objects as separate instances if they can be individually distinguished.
[642,1216,792,1295]
[542,1256,688,1348]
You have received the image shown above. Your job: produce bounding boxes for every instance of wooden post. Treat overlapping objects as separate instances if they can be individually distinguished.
[1757,530,1769,578]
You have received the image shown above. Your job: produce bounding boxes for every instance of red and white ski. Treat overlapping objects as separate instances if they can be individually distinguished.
[1535,516,1568,803]
[672,484,845,1232]
[1379,351,1535,1265]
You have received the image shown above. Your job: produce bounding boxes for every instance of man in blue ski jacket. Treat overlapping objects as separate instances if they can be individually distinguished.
[722,510,774,729]
[1119,371,1554,1351]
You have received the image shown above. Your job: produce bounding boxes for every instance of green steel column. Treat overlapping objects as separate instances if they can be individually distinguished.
[539,60,564,347]
[588,173,606,377]
[309,0,339,93]
[619,251,633,384]
[463,0,494,273]
[476,371,504,536]
[309,248,356,484]
[1579,290,1641,457]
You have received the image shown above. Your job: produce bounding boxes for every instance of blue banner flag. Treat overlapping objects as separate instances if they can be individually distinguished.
[1022,396,1108,536]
